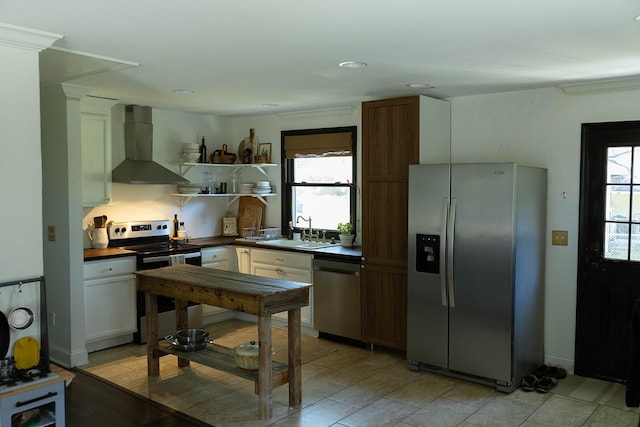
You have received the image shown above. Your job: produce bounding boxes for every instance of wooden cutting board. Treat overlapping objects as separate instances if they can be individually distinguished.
[237,196,264,229]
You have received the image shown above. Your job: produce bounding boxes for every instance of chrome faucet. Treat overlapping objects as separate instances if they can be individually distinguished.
[296,215,315,241]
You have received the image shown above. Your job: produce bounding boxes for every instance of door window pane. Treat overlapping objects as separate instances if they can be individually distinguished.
[632,224,640,261]
[605,222,629,260]
[607,147,632,183]
[634,146,640,183]
[606,184,630,221]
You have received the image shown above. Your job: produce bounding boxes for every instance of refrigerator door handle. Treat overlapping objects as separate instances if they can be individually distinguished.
[440,197,449,307]
[447,197,457,308]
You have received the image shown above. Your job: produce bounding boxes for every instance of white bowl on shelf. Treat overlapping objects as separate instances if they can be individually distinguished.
[182,152,201,162]
[183,142,199,151]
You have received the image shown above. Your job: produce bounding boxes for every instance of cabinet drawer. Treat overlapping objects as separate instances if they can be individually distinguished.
[83,257,136,280]
[251,249,312,269]
[201,247,229,264]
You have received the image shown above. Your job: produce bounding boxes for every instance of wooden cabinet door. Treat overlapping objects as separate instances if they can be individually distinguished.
[361,96,419,350]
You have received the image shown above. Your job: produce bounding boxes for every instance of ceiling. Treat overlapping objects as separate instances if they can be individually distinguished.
[3,1,640,117]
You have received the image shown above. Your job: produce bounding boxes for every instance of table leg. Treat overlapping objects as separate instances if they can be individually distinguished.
[288,308,302,408]
[257,314,272,419]
[175,299,189,368]
[145,292,159,376]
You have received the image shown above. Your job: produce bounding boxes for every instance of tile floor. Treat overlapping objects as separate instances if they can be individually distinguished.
[82,320,640,426]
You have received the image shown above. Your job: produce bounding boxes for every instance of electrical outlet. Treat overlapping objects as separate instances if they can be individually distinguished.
[552,230,568,246]
[48,312,55,327]
[47,225,56,241]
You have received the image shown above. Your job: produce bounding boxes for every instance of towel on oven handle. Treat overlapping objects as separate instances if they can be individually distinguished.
[169,254,186,266]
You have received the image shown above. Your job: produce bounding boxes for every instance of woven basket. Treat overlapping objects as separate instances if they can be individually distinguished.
[211,144,237,164]
[234,341,259,370]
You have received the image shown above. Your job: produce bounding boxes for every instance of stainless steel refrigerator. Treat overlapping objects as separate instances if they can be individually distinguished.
[407,163,546,392]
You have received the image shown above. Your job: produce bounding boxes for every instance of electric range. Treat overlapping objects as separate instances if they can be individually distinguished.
[107,220,203,343]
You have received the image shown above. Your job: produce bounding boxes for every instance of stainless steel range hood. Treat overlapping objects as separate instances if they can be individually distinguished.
[112,105,189,184]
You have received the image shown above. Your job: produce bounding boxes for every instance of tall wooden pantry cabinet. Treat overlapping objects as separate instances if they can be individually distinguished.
[361,95,450,350]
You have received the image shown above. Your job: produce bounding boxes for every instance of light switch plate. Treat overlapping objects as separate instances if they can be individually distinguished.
[552,230,568,246]
[47,225,56,242]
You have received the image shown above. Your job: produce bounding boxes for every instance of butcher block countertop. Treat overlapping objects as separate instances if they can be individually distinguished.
[83,247,136,261]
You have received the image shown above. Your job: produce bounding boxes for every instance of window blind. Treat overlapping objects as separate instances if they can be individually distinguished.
[284,132,352,158]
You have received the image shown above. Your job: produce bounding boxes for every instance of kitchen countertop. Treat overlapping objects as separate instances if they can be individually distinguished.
[84,236,362,261]
[83,247,136,261]
[232,238,362,261]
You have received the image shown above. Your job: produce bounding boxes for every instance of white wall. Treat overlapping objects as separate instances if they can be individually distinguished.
[450,86,640,371]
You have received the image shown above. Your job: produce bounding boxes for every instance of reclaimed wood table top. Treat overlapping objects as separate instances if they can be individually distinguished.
[135,264,310,316]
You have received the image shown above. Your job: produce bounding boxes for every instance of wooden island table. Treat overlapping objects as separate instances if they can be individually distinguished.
[135,263,311,419]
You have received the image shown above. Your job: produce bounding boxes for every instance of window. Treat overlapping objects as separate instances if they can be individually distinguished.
[281,127,357,239]
[604,146,640,260]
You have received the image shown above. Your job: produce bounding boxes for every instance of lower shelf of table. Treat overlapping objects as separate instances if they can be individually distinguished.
[155,342,289,393]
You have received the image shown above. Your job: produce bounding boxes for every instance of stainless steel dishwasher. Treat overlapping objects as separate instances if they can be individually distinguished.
[313,257,361,341]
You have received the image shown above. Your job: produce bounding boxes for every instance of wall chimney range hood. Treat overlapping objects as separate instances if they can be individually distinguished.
[112,105,189,184]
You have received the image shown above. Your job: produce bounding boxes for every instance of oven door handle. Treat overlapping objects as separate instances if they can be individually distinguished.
[142,252,201,264]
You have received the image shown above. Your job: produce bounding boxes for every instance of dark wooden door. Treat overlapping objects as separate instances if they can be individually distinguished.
[576,121,640,382]
[361,96,419,350]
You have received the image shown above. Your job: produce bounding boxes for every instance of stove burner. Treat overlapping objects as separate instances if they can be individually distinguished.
[0,367,52,389]
[116,242,199,256]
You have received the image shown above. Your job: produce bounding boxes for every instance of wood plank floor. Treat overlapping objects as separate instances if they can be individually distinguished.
[66,368,211,426]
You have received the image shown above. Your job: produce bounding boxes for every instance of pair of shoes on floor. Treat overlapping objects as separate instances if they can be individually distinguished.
[533,364,567,379]
[520,374,558,393]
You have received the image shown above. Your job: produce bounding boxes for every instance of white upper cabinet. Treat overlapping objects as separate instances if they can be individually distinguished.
[81,97,118,207]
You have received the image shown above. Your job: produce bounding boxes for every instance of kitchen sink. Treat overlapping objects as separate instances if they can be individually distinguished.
[255,239,336,250]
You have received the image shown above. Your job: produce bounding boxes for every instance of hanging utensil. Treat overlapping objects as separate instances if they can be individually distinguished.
[14,336,39,370]
[8,284,34,330]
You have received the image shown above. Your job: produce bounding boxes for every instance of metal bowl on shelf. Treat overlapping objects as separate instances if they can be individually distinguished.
[175,328,209,344]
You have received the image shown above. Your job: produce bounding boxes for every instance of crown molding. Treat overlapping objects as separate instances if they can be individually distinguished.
[277,105,355,119]
[0,23,62,52]
[559,76,640,95]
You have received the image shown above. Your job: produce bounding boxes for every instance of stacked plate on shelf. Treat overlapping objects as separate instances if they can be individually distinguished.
[239,183,255,194]
[182,142,201,163]
[252,181,272,194]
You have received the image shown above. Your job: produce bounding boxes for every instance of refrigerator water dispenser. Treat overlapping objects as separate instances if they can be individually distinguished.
[416,234,439,274]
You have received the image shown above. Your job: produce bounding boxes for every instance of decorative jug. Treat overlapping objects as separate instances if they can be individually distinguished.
[88,227,109,249]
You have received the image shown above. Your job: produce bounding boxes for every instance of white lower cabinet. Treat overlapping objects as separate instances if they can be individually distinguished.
[83,257,136,352]
[201,247,234,321]
[236,247,252,274]
[250,248,313,327]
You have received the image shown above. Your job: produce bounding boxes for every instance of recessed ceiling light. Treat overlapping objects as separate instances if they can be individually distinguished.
[262,103,280,107]
[407,83,431,89]
[173,89,194,94]
[635,15,640,22]
[339,61,367,69]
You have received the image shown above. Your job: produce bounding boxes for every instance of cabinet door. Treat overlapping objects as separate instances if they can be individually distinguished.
[361,96,418,350]
[84,274,136,342]
[236,247,252,274]
[81,98,117,207]
[201,247,229,265]
[251,263,312,325]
